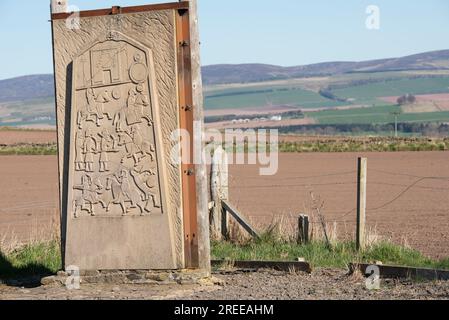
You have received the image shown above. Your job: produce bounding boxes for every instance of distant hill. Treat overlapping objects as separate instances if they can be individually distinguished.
[202,49,449,85]
[1,49,449,102]
[0,74,54,103]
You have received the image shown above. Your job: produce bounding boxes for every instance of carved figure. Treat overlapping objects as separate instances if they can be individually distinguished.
[86,88,113,126]
[75,131,85,171]
[83,129,97,173]
[73,174,100,217]
[130,169,161,213]
[107,169,145,215]
[93,177,113,212]
[97,128,116,172]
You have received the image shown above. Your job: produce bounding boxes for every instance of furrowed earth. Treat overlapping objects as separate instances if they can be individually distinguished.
[1,150,448,259]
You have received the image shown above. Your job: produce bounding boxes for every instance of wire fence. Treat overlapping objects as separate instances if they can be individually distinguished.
[227,165,449,257]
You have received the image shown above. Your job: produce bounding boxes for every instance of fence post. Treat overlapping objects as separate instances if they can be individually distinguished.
[221,206,229,240]
[50,0,68,13]
[211,146,229,240]
[297,215,310,245]
[357,157,368,251]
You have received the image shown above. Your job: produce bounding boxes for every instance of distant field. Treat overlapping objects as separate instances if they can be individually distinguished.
[0,97,55,128]
[330,77,449,105]
[306,105,449,125]
[2,72,449,130]
[204,86,347,110]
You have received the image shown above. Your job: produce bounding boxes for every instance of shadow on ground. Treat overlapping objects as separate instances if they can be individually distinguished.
[0,252,55,288]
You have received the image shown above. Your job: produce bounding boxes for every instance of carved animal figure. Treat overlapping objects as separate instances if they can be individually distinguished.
[130,169,161,213]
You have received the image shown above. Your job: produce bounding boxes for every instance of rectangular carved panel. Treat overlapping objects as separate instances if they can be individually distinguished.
[69,32,166,219]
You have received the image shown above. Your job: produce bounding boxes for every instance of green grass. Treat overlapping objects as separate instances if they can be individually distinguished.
[205,86,347,110]
[212,237,449,270]
[0,241,61,279]
[0,144,57,155]
[306,105,449,125]
[1,238,448,279]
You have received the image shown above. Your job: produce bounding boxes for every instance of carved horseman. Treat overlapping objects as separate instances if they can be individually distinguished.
[86,88,113,126]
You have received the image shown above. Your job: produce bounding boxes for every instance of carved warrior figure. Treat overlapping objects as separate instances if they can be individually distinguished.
[73,175,100,217]
[75,131,85,171]
[97,128,117,172]
[93,177,114,212]
[83,129,97,173]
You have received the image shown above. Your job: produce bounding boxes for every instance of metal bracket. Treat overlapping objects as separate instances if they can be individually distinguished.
[111,6,122,15]
[178,8,189,17]
[180,40,189,47]
[182,105,193,112]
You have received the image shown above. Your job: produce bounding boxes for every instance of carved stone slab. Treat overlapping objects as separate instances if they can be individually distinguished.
[52,9,183,271]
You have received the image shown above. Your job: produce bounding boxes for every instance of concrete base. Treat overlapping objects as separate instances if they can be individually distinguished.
[41,269,222,287]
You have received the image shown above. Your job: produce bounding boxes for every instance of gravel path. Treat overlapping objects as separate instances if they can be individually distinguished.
[1,269,449,300]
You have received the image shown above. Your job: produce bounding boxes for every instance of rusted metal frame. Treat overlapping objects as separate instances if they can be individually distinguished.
[51,1,190,20]
[176,9,199,268]
[350,263,449,281]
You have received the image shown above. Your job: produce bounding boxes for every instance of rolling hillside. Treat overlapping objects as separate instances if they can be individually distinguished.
[0,74,54,103]
[2,49,449,129]
[202,49,449,85]
[1,49,449,102]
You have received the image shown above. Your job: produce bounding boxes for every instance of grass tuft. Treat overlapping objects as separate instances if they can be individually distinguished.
[0,241,61,279]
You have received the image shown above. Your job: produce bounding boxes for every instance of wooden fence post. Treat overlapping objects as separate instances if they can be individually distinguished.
[185,0,211,272]
[50,0,68,13]
[211,146,229,240]
[357,157,368,251]
[297,215,310,245]
[221,206,229,240]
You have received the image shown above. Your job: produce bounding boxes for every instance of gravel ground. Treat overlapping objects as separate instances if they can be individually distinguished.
[1,269,449,300]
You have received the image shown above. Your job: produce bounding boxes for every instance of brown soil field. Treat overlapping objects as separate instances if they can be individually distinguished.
[381,94,449,111]
[1,152,448,260]
[229,152,449,259]
[0,130,57,145]
[0,156,59,246]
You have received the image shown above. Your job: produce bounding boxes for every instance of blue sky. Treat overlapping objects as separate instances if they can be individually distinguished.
[0,0,449,80]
